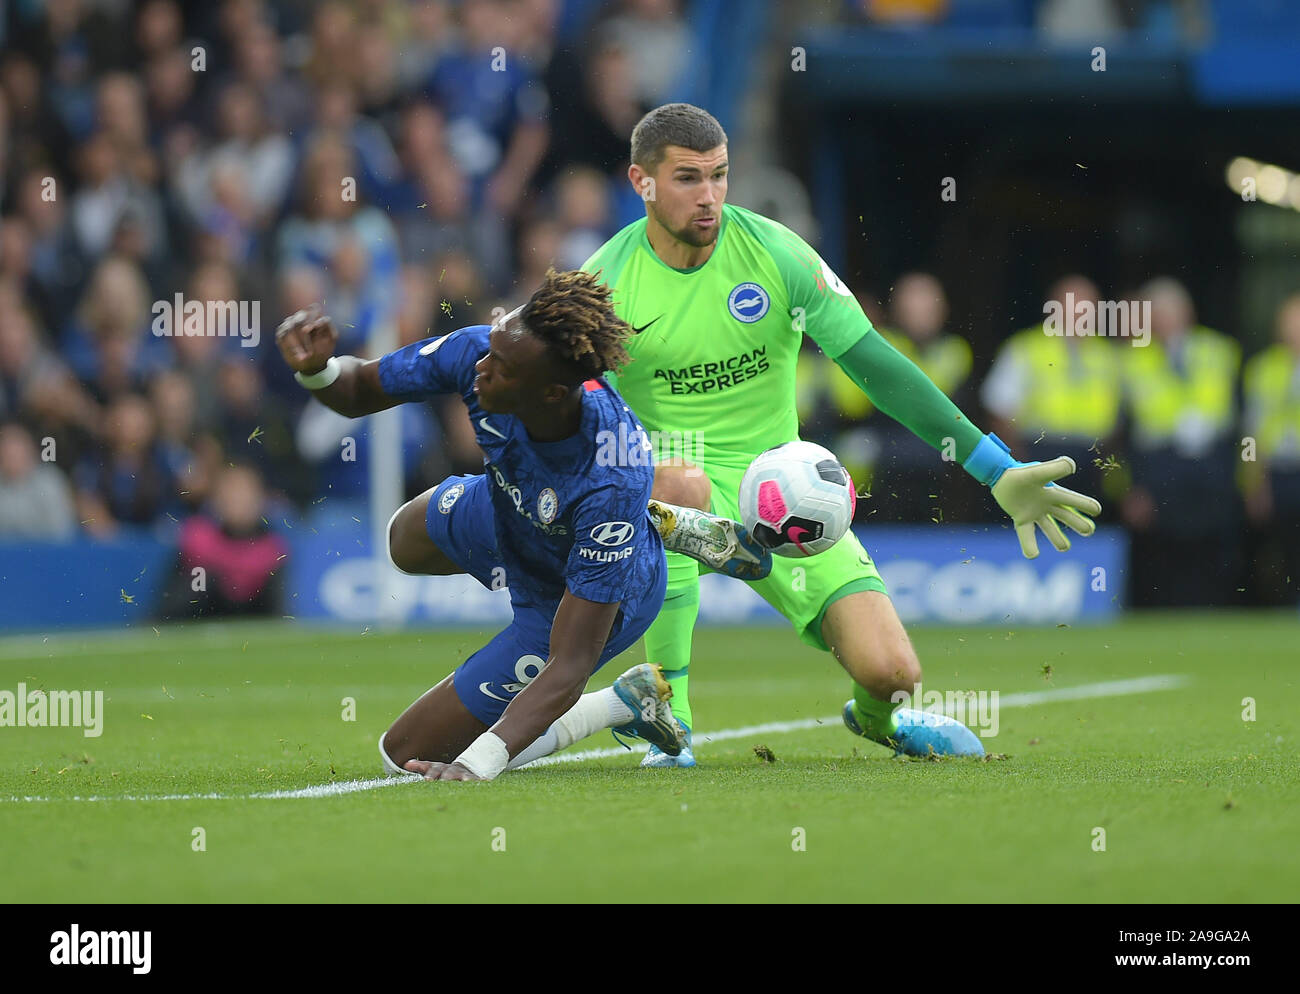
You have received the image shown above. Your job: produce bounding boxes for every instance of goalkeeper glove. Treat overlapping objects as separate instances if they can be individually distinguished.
[962,433,1102,559]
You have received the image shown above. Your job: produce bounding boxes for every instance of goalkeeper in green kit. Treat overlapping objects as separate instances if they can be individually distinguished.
[576,104,1102,765]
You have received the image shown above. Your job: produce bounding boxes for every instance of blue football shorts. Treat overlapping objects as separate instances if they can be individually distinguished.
[423,474,665,724]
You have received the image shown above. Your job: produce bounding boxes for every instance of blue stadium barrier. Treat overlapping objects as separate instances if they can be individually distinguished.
[1209,0,1300,37]
[791,27,1187,103]
[1,523,1127,631]
[0,535,174,629]
[1193,0,1300,102]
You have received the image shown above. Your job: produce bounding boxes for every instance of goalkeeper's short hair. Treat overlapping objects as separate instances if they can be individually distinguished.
[631,103,728,172]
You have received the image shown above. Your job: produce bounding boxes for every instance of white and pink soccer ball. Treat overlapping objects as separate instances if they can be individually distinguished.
[738,441,856,557]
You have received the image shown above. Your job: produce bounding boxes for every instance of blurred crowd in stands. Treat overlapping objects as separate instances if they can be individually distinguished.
[0,0,687,613]
[0,0,1297,614]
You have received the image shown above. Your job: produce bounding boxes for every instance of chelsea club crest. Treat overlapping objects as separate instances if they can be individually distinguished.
[438,483,465,514]
[537,488,558,523]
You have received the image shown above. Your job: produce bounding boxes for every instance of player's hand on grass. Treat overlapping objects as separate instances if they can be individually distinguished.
[403,758,483,782]
[990,456,1102,559]
[275,305,338,375]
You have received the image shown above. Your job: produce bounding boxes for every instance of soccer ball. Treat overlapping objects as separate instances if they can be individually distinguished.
[738,441,856,557]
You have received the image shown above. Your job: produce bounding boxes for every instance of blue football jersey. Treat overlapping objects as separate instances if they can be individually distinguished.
[377,325,664,615]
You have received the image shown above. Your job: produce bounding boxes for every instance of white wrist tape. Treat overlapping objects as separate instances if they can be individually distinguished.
[453,732,510,781]
[294,356,341,390]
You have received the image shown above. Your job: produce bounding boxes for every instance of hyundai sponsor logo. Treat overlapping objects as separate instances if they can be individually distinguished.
[590,521,635,546]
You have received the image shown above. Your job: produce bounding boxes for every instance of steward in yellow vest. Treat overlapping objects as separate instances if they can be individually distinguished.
[796,274,975,520]
[980,275,1123,509]
[1120,278,1241,606]
[1242,293,1300,603]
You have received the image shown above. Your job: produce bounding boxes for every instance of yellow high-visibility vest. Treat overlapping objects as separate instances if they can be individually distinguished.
[1123,326,1239,448]
[1004,326,1123,437]
[1243,343,1300,461]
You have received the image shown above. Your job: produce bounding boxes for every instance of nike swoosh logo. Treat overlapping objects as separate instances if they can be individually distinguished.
[479,417,507,440]
[787,525,813,555]
[478,682,511,702]
[632,315,663,336]
[419,335,449,355]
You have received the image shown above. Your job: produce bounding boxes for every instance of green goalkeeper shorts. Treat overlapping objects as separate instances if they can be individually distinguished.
[701,462,888,652]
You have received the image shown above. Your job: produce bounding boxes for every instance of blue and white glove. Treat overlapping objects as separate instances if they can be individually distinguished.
[963,433,1103,559]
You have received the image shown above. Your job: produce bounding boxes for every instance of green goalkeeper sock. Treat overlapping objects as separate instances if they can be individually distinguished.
[661,667,689,729]
[850,684,901,745]
[643,553,701,731]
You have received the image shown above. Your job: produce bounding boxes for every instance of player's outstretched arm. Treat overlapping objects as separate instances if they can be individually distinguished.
[777,233,1102,558]
[275,307,402,418]
[831,334,1102,558]
[422,591,621,782]
[832,330,987,459]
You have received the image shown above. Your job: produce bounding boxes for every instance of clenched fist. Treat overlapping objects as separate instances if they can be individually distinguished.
[275,306,339,375]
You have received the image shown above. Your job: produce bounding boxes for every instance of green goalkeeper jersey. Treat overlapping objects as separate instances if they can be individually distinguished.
[582,203,873,475]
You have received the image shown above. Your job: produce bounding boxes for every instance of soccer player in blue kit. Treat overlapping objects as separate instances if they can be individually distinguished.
[275,269,768,782]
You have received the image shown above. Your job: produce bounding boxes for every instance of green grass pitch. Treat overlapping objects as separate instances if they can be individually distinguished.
[1,613,1296,902]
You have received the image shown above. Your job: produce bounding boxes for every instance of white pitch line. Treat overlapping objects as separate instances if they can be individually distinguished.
[520,673,1191,768]
[996,674,1187,708]
[2,674,1189,803]
[2,777,411,804]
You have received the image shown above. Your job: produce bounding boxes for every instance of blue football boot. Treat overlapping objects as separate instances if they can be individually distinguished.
[641,718,696,768]
[611,664,684,756]
[842,700,985,757]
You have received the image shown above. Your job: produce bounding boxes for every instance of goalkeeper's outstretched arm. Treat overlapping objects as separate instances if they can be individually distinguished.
[832,329,985,460]
[772,222,1103,556]
[831,330,1102,557]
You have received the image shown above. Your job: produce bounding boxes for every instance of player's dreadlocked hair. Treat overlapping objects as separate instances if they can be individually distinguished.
[519,268,633,384]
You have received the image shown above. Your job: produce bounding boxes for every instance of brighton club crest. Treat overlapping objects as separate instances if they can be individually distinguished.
[727,283,770,323]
